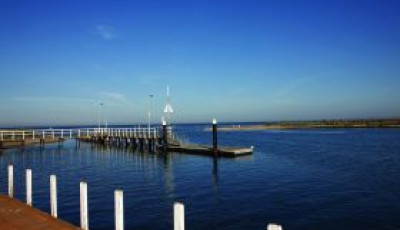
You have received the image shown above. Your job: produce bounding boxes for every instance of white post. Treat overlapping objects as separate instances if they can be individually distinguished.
[174,202,185,230]
[26,169,32,206]
[43,131,45,139]
[50,175,58,218]
[32,131,35,140]
[0,131,3,141]
[267,224,283,230]
[8,165,13,198]
[61,129,64,138]
[52,130,55,139]
[87,129,89,138]
[80,182,89,230]
[78,129,81,138]
[70,129,72,138]
[22,131,25,140]
[12,131,15,140]
[115,189,124,230]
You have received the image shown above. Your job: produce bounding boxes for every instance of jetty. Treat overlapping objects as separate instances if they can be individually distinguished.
[0,120,253,157]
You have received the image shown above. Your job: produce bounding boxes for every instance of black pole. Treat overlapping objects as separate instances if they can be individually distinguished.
[212,118,218,155]
[162,121,168,152]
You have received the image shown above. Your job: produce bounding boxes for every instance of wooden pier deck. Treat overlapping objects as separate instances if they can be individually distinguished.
[0,195,79,230]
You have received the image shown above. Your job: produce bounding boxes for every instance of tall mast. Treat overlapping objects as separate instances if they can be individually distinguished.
[163,86,174,125]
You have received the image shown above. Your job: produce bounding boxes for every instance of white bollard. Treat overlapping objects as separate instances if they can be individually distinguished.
[50,175,58,218]
[26,169,32,206]
[115,189,124,230]
[8,165,13,198]
[174,202,185,230]
[267,223,283,230]
[80,182,89,230]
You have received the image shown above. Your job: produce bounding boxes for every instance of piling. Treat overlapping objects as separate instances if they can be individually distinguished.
[267,223,283,230]
[80,182,89,230]
[174,202,185,230]
[50,175,57,218]
[8,165,13,198]
[162,120,168,152]
[115,189,124,230]
[26,169,32,206]
[212,118,218,155]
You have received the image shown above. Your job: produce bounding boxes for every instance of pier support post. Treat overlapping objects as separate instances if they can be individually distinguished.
[162,120,168,152]
[50,175,57,218]
[80,182,89,230]
[26,169,32,206]
[174,202,185,230]
[212,118,218,155]
[267,223,283,230]
[115,189,124,230]
[8,165,13,198]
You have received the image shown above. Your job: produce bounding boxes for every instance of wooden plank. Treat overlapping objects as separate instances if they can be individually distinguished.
[0,195,79,230]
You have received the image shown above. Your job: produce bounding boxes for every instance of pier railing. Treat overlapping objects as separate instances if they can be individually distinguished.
[0,127,166,141]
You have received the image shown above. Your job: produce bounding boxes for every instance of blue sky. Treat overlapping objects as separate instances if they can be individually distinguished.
[0,0,399,126]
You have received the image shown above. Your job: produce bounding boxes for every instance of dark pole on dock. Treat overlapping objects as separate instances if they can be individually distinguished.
[162,120,168,152]
[212,118,218,155]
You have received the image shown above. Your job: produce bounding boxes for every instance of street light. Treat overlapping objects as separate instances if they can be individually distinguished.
[98,102,104,130]
[148,95,154,133]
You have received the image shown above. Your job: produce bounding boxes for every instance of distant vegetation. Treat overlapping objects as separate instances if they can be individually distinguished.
[213,119,400,131]
[264,119,400,128]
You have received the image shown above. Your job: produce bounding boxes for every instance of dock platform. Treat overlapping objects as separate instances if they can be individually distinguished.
[0,195,79,230]
[167,143,253,157]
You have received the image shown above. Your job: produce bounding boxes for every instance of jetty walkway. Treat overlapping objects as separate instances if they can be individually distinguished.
[0,121,253,157]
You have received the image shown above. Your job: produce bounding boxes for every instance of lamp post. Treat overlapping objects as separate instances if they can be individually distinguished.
[98,102,104,130]
[148,95,154,134]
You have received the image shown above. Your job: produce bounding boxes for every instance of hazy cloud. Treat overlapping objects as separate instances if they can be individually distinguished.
[13,96,96,104]
[95,25,116,40]
[99,92,136,108]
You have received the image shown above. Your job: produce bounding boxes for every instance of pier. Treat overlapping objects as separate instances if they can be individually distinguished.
[0,121,253,157]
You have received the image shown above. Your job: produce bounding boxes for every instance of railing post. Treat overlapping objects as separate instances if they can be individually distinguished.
[32,131,35,140]
[12,131,15,140]
[70,129,72,138]
[87,129,89,138]
[174,202,185,230]
[26,169,32,206]
[78,129,81,138]
[52,130,55,139]
[22,131,25,140]
[80,182,89,230]
[50,175,58,218]
[0,131,3,141]
[115,189,124,230]
[8,165,13,198]
[43,131,45,139]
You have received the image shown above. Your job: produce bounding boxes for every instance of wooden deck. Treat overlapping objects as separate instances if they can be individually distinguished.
[0,195,79,230]
[167,143,253,157]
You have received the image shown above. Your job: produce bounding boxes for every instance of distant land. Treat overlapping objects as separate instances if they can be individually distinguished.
[211,119,400,131]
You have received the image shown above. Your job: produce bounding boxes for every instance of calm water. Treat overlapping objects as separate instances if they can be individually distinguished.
[1,125,400,230]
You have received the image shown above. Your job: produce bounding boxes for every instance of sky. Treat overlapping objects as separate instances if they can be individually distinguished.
[0,0,399,126]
